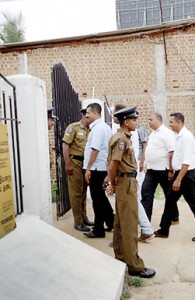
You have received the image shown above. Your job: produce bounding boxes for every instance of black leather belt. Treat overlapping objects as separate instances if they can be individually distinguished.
[117,172,137,178]
[71,155,84,162]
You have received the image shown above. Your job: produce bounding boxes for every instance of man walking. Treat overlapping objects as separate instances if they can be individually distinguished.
[83,103,114,238]
[106,106,155,278]
[155,112,195,240]
[113,104,154,242]
[141,111,179,223]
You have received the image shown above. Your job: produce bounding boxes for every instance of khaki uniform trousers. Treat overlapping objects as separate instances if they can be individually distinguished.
[68,158,88,226]
[113,175,145,272]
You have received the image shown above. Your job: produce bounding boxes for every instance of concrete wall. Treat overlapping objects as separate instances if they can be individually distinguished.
[0,75,52,224]
[1,23,195,179]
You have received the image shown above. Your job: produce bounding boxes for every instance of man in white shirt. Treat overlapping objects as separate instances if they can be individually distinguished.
[83,103,114,238]
[155,112,195,240]
[141,112,179,223]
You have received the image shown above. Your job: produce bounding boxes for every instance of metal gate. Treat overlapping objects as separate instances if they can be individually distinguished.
[51,63,112,219]
[51,63,82,218]
[0,73,23,215]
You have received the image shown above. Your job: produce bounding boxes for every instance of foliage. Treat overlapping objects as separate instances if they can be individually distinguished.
[120,289,131,299]
[0,12,25,43]
[129,277,144,288]
[51,182,57,203]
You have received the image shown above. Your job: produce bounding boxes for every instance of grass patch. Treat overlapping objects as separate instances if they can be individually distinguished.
[120,273,145,299]
[120,289,131,299]
[129,277,144,288]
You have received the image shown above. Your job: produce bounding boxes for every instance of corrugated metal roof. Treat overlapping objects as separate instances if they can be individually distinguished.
[0,18,195,52]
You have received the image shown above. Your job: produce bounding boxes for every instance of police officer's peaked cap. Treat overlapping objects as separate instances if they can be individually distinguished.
[113,106,139,121]
[47,108,57,119]
[80,108,87,114]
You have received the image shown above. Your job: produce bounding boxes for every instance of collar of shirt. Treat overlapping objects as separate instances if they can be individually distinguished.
[177,125,186,138]
[89,118,102,130]
[80,120,89,131]
[117,128,131,138]
[154,123,164,132]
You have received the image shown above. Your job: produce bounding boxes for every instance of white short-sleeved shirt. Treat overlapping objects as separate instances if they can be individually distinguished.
[145,124,176,170]
[83,118,112,171]
[172,126,195,171]
[131,130,139,162]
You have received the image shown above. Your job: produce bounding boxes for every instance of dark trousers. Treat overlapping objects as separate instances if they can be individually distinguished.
[159,169,195,235]
[89,170,114,236]
[141,169,179,222]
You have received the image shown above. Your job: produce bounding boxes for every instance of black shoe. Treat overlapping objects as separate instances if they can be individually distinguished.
[84,220,94,226]
[74,224,90,232]
[83,232,105,238]
[154,230,168,238]
[128,267,156,278]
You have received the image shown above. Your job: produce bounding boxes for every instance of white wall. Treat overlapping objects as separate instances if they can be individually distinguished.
[0,74,52,224]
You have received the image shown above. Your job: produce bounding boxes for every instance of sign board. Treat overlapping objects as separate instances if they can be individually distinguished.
[0,124,16,238]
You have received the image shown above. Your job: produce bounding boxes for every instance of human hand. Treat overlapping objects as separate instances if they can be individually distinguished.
[85,169,91,184]
[105,183,115,196]
[172,178,181,191]
[65,164,73,175]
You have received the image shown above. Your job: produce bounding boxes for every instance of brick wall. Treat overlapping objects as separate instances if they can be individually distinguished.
[1,23,195,178]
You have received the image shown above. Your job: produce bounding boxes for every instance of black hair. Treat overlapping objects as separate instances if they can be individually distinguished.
[170,112,185,123]
[114,104,126,112]
[86,103,102,114]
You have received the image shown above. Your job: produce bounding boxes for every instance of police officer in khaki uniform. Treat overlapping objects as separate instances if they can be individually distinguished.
[62,109,94,232]
[106,106,155,278]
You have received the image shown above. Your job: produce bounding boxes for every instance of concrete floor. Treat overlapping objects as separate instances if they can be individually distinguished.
[53,195,195,299]
[0,194,125,300]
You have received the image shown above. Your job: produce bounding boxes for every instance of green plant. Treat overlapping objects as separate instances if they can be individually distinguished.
[129,277,144,288]
[120,289,131,299]
[0,12,25,43]
[51,182,57,203]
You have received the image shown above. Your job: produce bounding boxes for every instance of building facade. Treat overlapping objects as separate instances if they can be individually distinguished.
[116,0,195,29]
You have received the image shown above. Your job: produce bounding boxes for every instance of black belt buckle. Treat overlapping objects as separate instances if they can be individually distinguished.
[127,171,137,178]
[71,155,84,162]
[117,172,137,178]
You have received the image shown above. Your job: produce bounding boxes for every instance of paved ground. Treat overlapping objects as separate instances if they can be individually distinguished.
[53,195,195,299]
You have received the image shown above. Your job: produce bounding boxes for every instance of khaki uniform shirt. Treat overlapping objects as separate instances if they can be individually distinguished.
[62,121,89,156]
[108,130,137,173]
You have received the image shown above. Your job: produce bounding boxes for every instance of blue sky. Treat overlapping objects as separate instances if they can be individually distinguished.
[0,0,117,42]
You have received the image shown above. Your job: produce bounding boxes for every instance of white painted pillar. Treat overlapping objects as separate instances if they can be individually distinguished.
[153,44,167,122]
[0,74,52,224]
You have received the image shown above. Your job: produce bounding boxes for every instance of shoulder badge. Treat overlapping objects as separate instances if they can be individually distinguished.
[66,127,73,134]
[118,141,125,150]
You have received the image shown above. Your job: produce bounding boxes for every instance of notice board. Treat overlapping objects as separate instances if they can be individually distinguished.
[0,124,16,238]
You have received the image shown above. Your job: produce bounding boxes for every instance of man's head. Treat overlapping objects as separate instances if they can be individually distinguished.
[113,104,126,124]
[47,108,56,130]
[148,112,162,130]
[113,106,139,131]
[80,108,90,127]
[85,103,102,124]
[169,112,184,133]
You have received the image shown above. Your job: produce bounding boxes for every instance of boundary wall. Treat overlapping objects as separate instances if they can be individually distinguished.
[0,21,195,132]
